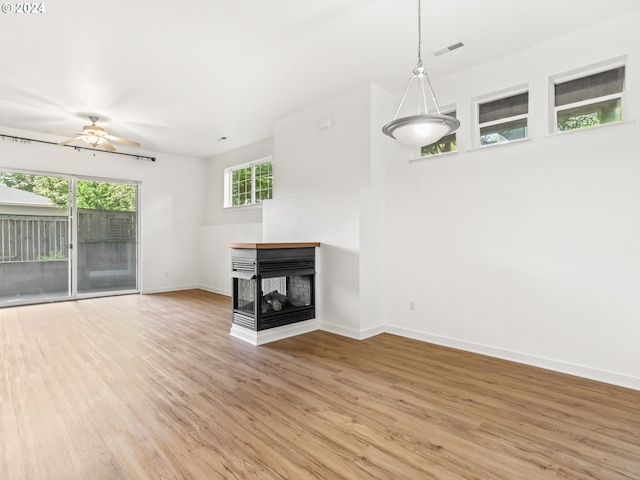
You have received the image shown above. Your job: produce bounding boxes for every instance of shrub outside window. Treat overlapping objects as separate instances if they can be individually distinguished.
[225,157,272,207]
[253,161,273,203]
[422,110,457,157]
[478,91,529,146]
[553,65,624,132]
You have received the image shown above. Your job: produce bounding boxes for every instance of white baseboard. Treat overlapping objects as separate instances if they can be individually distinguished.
[359,325,386,339]
[386,325,640,392]
[320,322,385,340]
[199,285,231,296]
[140,284,199,295]
[230,319,319,345]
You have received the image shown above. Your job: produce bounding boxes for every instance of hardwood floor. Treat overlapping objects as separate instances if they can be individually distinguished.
[1,290,639,479]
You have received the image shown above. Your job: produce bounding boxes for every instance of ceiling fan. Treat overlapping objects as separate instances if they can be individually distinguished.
[49,116,140,152]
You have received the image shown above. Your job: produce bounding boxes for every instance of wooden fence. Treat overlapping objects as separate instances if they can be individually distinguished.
[0,215,68,262]
[0,210,136,263]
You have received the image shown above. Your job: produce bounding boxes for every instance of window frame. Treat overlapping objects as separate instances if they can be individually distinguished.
[420,108,458,158]
[474,85,529,147]
[224,155,273,208]
[550,59,626,134]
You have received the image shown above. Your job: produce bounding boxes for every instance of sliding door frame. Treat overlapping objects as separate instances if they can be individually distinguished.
[0,167,141,306]
[74,175,141,299]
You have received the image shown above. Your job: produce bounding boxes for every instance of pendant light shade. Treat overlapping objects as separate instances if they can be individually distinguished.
[383,0,459,148]
[382,114,459,147]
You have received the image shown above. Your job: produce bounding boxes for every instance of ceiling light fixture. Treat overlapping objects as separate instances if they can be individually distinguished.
[82,132,106,147]
[81,116,107,147]
[382,0,460,147]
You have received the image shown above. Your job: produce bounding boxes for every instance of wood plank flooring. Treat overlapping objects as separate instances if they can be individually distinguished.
[1,289,639,479]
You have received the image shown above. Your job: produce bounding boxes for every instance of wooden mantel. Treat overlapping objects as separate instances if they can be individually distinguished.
[228,242,320,250]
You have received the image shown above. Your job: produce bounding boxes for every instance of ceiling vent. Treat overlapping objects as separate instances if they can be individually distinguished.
[433,42,464,56]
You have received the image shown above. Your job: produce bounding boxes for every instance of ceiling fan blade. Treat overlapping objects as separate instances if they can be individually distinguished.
[48,130,84,135]
[105,134,140,148]
[101,140,116,152]
[58,136,83,146]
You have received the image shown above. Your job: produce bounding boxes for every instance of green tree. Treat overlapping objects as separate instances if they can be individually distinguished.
[558,112,600,131]
[231,162,273,205]
[77,181,136,211]
[0,172,135,211]
[33,176,70,207]
[254,161,272,203]
[0,172,37,192]
[231,167,253,206]
[422,134,457,156]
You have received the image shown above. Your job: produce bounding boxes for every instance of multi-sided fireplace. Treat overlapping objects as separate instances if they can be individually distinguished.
[229,243,320,332]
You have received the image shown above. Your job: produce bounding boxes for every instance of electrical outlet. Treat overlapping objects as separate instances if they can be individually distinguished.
[409,301,415,311]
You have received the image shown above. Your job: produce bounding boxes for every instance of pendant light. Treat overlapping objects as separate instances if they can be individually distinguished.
[382,0,459,147]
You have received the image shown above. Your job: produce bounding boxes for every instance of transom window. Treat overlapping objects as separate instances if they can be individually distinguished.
[552,64,625,132]
[422,110,457,157]
[477,90,529,146]
[224,156,273,207]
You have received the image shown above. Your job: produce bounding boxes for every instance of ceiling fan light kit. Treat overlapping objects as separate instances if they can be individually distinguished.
[382,0,460,148]
[83,135,106,147]
[48,115,140,153]
[81,117,107,147]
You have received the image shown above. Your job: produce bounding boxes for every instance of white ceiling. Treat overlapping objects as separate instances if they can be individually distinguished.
[1,0,638,159]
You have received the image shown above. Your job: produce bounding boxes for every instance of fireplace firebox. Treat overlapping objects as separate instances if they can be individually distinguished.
[229,243,320,331]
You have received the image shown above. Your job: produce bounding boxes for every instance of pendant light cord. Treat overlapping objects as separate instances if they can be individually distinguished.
[417,0,442,114]
[382,0,460,145]
[390,0,445,120]
[417,0,423,68]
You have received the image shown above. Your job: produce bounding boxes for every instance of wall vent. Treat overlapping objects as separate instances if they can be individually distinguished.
[433,42,464,56]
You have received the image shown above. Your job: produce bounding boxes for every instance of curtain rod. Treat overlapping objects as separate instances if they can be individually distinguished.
[0,133,156,162]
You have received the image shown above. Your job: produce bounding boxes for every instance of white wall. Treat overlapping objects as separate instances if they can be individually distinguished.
[200,138,271,294]
[199,222,262,295]
[201,85,383,335]
[0,126,205,294]
[263,192,362,336]
[204,137,272,226]
[264,84,391,338]
[383,11,640,390]
[359,84,394,334]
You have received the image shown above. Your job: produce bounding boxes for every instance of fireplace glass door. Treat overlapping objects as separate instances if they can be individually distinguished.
[261,275,312,313]
[234,277,256,315]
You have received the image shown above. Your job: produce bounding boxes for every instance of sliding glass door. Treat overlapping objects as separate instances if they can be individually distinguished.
[0,171,139,305]
[0,172,71,304]
[76,179,138,294]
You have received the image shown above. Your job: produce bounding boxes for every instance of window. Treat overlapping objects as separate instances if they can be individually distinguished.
[553,64,625,132]
[477,90,529,146]
[224,157,273,207]
[421,110,457,157]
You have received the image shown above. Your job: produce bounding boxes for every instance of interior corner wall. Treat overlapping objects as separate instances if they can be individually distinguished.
[265,84,375,337]
[199,138,272,295]
[199,222,262,296]
[0,126,205,294]
[358,84,395,335]
[383,11,640,390]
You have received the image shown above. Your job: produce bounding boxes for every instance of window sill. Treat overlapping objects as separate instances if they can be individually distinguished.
[408,150,458,163]
[224,203,263,211]
[467,137,532,152]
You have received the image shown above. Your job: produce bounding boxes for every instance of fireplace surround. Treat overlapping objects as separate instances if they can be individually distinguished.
[229,243,320,333]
